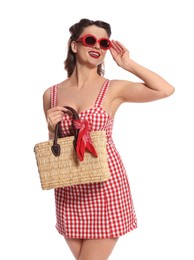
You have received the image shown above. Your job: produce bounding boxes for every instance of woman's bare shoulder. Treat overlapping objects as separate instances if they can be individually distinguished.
[43,85,54,104]
[43,86,51,96]
[42,80,66,98]
[42,82,59,102]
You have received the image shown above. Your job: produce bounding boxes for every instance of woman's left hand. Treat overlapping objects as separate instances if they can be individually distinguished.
[109,40,130,68]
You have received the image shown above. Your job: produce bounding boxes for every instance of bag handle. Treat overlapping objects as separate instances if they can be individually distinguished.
[51,106,79,157]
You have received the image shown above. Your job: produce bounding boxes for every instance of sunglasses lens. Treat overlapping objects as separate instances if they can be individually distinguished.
[100,39,110,49]
[85,36,96,46]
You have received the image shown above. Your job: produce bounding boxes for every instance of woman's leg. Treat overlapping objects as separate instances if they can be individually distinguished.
[65,238,83,260]
[79,238,119,260]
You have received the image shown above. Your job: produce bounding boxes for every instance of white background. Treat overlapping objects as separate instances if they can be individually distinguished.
[0,0,193,259]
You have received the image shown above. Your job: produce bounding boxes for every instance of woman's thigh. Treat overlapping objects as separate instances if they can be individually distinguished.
[79,238,119,260]
[65,238,83,260]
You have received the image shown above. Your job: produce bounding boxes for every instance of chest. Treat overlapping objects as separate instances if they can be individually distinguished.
[56,86,102,113]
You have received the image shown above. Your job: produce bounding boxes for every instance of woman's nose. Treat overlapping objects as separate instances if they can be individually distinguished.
[93,42,100,50]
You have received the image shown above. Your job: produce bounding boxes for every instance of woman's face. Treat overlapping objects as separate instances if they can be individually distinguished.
[72,25,110,67]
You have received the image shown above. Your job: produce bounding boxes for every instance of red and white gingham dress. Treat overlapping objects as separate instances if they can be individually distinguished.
[51,79,137,239]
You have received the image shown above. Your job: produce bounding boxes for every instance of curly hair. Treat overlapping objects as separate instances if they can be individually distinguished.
[64,18,111,77]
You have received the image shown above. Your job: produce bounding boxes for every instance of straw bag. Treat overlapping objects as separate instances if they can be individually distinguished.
[34,106,110,190]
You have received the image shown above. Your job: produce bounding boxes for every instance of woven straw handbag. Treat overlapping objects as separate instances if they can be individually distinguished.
[34,106,110,190]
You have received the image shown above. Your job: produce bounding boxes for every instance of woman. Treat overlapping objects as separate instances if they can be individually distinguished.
[43,18,174,260]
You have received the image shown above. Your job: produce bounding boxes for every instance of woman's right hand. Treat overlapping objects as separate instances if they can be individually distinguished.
[46,106,68,133]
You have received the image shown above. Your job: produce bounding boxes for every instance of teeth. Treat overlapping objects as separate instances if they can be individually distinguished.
[89,52,100,57]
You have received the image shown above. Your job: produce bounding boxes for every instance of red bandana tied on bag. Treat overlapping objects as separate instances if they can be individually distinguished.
[73,119,98,161]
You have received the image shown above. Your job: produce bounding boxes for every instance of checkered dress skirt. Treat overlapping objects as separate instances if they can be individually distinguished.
[51,80,137,239]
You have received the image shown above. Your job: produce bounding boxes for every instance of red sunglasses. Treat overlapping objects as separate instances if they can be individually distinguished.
[76,34,111,50]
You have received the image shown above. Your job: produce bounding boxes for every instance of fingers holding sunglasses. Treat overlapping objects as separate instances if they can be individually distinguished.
[110,40,130,67]
[110,40,129,56]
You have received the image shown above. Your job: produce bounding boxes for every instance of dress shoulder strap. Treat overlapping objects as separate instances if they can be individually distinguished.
[50,84,58,108]
[95,80,110,107]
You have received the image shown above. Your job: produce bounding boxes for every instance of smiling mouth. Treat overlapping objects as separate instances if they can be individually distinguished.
[88,51,100,58]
